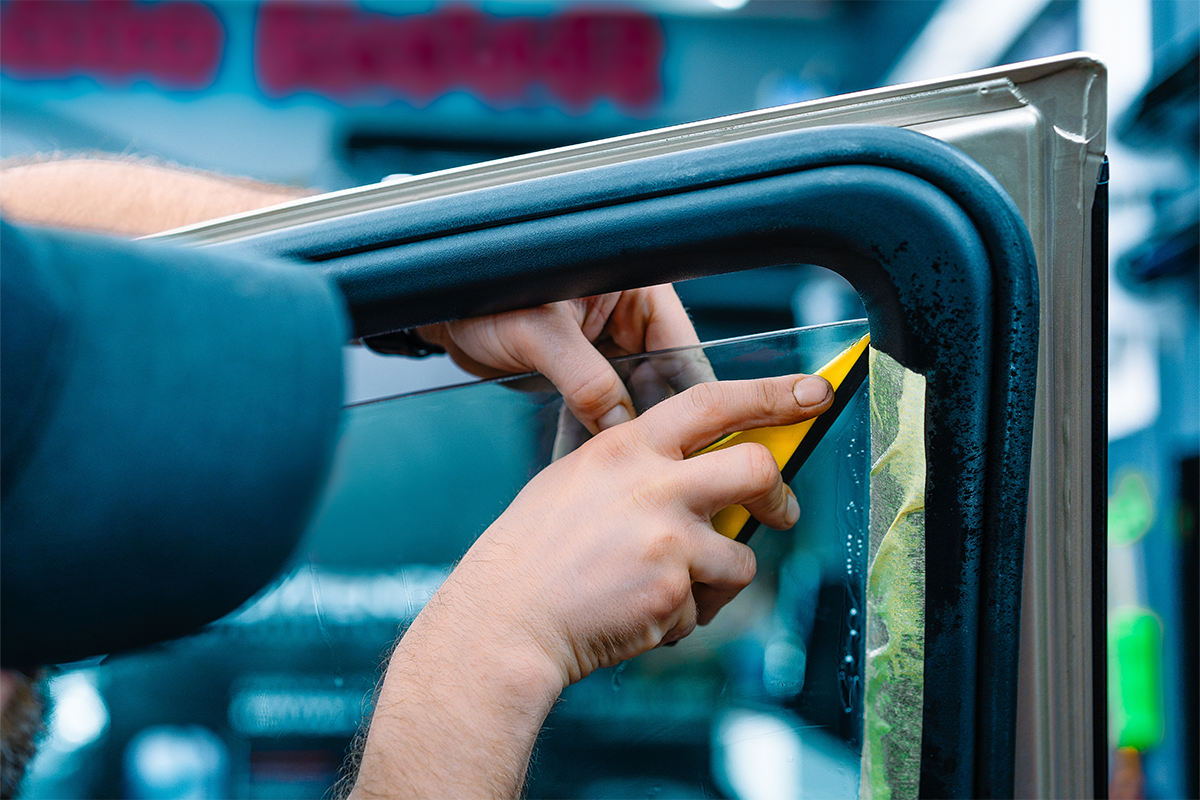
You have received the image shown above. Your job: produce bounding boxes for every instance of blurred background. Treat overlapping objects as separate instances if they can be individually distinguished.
[2,1,1196,798]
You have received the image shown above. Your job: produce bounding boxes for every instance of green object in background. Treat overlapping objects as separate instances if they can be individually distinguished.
[1108,607,1165,751]
[1108,471,1154,547]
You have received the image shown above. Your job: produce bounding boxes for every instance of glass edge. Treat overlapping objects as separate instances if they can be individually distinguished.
[345,318,870,409]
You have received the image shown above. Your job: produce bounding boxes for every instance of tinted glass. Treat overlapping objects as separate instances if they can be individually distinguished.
[22,320,872,799]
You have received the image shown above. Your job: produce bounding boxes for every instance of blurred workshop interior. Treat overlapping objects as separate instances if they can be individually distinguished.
[1,1,1196,798]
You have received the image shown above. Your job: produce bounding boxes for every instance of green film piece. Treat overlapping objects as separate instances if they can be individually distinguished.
[1108,471,1155,547]
[1108,607,1165,751]
[861,348,927,800]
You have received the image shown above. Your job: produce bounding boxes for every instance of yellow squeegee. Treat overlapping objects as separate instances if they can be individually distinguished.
[690,332,871,543]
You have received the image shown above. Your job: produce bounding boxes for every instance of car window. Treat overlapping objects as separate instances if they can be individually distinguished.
[26,320,874,800]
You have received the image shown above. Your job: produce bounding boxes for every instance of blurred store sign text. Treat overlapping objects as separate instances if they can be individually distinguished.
[0,0,224,90]
[0,1,665,114]
[255,3,664,112]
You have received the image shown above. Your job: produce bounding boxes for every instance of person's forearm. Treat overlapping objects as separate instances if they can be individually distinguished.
[0,156,311,236]
[348,572,564,799]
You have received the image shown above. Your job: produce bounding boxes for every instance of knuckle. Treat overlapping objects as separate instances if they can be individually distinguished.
[684,380,724,416]
[567,367,621,416]
[674,613,698,640]
[650,574,693,619]
[593,424,653,469]
[507,305,561,348]
[636,477,672,512]
[733,544,758,585]
[742,444,780,497]
[753,378,786,419]
[642,524,683,565]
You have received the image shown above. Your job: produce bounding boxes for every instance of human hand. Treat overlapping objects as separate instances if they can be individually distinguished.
[432,371,834,689]
[350,372,833,799]
[415,285,703,434]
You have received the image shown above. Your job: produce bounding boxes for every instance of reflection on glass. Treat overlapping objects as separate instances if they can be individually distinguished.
[28,321,872,799]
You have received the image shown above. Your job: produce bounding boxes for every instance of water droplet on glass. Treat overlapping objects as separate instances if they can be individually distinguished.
[333,675,345,688]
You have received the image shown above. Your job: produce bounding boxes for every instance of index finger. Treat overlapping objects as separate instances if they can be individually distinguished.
[633,374,833,458]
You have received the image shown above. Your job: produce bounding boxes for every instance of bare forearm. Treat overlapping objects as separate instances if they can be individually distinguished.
[0,156,310,236]
[348,577,563,799]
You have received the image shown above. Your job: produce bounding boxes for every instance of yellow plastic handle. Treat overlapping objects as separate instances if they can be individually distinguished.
[689,332,871,538]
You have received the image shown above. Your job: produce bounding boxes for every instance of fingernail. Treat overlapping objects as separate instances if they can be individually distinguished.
[793,376,831,408]
[786,488,800,526]
[597,405,633,430]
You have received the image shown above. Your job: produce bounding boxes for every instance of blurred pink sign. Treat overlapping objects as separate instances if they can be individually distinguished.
[255,3,664,112]
[0,0,224,90]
